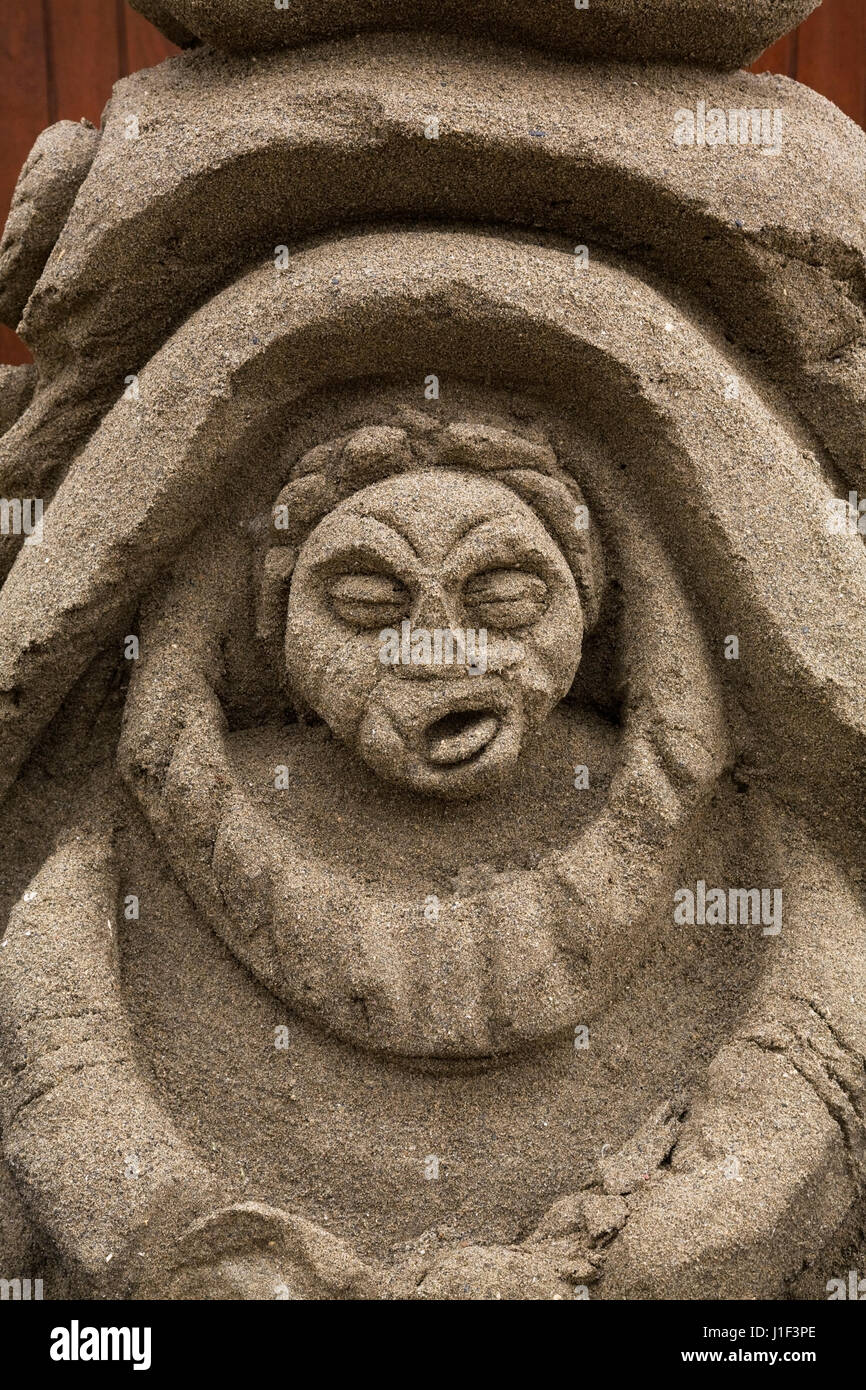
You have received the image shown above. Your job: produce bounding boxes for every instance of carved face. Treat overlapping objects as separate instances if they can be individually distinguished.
[285,469,584,797]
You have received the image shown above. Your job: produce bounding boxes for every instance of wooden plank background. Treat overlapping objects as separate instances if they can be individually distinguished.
[1,0,864,364]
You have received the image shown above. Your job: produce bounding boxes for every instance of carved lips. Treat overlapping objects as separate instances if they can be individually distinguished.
[358,674,522,798]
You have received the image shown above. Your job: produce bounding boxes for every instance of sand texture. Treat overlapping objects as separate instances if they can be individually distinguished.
[0,2,864,1300]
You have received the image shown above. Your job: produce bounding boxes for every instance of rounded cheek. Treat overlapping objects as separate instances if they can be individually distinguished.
[285,604,387,739]
[515,600,583,716]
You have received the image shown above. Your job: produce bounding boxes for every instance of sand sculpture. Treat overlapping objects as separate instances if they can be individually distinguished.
[0,0,863,1300]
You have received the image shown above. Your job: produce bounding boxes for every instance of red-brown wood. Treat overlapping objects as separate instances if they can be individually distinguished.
[0,0,177,364]
[795,0,866,127]
[123,2,180,73]
[0,0,51,363]
[1,0,863,367]
[752,33,799,80]
[47,0,124,126]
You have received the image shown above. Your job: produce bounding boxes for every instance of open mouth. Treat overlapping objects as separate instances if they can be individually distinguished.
[424,709,501,766]
[358,677,521,798]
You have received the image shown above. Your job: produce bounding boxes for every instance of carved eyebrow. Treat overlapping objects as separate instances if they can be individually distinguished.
[453,516,491,547]
[358,509,419,557]
[444,514,514,563]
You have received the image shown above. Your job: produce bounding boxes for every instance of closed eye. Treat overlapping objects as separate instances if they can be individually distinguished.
[327,572,410,628]
[463,569,548,629]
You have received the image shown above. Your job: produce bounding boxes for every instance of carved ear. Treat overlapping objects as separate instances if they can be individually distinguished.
[1,231,863,828]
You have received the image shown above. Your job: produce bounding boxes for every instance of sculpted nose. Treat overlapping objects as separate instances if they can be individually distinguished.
[410,582,455,634]
[391,584,468,681]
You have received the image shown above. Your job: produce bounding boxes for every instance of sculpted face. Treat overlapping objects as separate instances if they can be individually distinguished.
[285,469,584,797]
